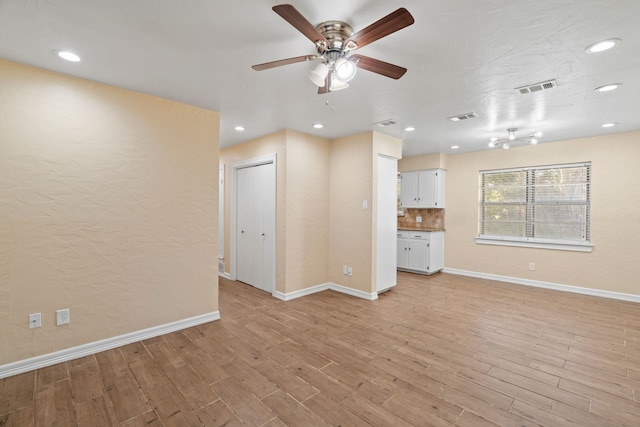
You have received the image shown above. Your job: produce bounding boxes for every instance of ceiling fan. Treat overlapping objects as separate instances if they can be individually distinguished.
[252,4,415,94]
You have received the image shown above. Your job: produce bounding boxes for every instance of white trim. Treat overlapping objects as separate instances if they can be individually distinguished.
[218,271,232,280]
[219,164,225,261]
[275,283,379,301]
[443,268,640,303]
[331,283,379,300]
[0,312,220,379]
[275,284,329,301]
[476,237,593,252]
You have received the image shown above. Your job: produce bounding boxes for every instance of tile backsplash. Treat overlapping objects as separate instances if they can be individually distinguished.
[398,208,445,231]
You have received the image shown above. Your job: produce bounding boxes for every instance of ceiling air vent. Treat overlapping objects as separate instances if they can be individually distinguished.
[448,112,478,122]
[515,79,557,95]
[374,119,398,127]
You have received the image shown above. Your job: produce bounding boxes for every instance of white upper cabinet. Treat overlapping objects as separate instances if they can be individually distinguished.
[400,169,445,208]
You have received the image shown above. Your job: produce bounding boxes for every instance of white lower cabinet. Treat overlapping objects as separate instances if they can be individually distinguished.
[397,231,444,274]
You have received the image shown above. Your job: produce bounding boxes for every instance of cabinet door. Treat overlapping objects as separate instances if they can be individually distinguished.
[418,170,437,207]
[400,172,418,208]
[397,237,409,268]
[408,238,430,272]
[418,169,445,208]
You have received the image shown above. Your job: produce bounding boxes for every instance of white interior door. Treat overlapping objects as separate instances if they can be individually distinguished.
[235,161,275,293]
[236,165,256,285]
[376,155,398,292]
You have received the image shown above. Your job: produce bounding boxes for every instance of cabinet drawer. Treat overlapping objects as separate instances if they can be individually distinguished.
[409,232,429,239]
[397,231,409,238]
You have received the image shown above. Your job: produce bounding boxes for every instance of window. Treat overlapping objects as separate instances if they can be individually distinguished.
[477,162,592,252]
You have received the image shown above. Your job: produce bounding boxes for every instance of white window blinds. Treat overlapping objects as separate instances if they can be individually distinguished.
[480,163,591,243]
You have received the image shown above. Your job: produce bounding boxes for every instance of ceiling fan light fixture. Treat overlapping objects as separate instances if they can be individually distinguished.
[334,57,357,82]
[507,128,517,140]
[503,142,510,150]
[329,76,349,91]
[308,62,329,87]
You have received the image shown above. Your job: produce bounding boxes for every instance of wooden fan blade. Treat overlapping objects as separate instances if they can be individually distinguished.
[273,4,328,46]
[351,54,407,79]
[252,55,318,71]
[345,8,414,50]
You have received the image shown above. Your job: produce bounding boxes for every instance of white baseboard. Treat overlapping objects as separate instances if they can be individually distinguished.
[443,268,640,303]
[275,283,378,301]
[218,271,232,280]
[274,283,329,301]
[330,283,378,300]
[0,311,220,379]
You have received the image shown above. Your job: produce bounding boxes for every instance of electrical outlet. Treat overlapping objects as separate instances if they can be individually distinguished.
[347,266,353,277]
[29,313,42,329]
[529,262,536,271]
[342,265,348,275]
[416,215,422,223]
[56,308,70,326]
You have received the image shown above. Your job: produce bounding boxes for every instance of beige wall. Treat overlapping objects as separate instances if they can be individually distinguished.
[444,131,640,296]
[0,60,220,365]
[285,131,331,293]
[222,130,399,296]
[329,132,374,292]
[219,130,332,294]
[399,152,447,172]
[219,131,287,290]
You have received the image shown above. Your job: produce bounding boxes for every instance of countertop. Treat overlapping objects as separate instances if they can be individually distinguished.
[398,227,445,232]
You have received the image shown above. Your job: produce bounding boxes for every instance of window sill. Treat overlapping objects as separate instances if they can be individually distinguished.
[475,237,593,252]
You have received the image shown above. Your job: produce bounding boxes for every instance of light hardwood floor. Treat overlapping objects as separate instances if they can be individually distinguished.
[1,272,640,426]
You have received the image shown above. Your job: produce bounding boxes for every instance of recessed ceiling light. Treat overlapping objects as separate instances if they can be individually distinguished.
[450,145,459,150]
[585,38,620,54]
[56,50,81,62]
[602,122,617,128]
[594,83,621,92]
[312,123,324,129]
[234,125,245,131]
[404,126,415,132]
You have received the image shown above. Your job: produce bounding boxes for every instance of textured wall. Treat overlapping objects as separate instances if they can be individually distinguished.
[444,131,640,295]
[219,131,287,291]
[399,153,447,172]
[0,60,219,365]
[220,130,332,295]
[329,132,374,293]
[285,131,331,293]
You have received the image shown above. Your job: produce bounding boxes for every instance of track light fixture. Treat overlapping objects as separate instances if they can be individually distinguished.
[488,128,543,149]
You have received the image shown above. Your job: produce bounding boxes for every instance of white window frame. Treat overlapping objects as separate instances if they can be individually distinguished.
[476,162,593,252]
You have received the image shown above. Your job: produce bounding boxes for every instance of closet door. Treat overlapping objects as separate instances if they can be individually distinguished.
[235,161,276,293]
[236,165,257,286]
[252,162,275,292]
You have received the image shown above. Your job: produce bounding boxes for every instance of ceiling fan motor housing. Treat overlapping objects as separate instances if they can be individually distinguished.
[315,21,354,53]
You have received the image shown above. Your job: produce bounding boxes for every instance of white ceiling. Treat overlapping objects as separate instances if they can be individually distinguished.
[1,0,639,156]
